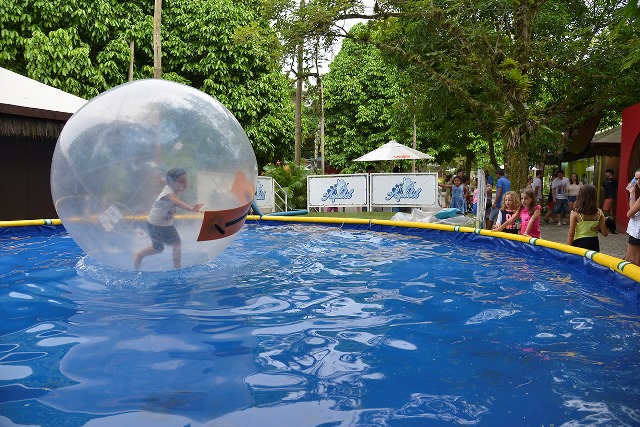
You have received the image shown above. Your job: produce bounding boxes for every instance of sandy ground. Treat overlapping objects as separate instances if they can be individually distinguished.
[537,218,628,260]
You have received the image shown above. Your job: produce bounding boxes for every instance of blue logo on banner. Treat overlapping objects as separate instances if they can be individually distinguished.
[322,179,354,203]
[255,181,266,201]
[385,177,422,202]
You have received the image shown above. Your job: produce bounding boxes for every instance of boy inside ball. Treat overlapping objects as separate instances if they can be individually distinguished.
[134,168,204,269]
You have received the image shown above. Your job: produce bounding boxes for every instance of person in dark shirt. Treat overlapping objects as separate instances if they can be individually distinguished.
[601,168,618,217]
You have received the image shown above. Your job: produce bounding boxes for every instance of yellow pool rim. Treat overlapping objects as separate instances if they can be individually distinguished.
[0,218,62,227]
[3,216,640,283]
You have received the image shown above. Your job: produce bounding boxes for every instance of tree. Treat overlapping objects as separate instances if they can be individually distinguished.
[285,0,640,189]
[322,27,404,172]
[0,0,294,167]
[153,0,162,78]
[265,0,342,166]
[385,1,639,187]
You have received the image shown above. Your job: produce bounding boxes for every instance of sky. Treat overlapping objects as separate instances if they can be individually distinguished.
[317,0,375,74]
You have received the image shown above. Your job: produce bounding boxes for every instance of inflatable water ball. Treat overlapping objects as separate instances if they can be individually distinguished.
[51,79,258,271]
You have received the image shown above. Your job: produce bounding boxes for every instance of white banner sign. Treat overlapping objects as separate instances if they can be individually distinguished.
[370,173,438,207]
[307,174,368,207]
[254,176,274,211]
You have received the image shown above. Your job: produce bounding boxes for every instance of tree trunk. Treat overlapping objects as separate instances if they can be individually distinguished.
[318,75,325,174]
[153,0,162,79]
[412,114,417,173]
[487,135,498,170]
[504,2,544,193]
[506,132,528,193]
[293,0,305,166]
[294,43,303,166]
[128,40,134,81]
[464,149,474,175]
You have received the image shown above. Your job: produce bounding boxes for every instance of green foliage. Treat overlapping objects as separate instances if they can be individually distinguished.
[0,0,293,168]
[263,161,309,209]
[327,0,640,188]
[323,25,405,172]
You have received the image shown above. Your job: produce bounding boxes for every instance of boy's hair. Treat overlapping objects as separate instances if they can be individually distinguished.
[536,170,543,177]
[501,191,520,211]
[166,168,187,183]
[606,168,614,174]
[574,184,598,215]
[520,188,537,215]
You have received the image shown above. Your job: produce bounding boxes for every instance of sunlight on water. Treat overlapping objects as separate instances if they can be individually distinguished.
[0,224,638,426]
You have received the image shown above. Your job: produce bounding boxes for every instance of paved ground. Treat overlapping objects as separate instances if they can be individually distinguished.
[537,218,628,260]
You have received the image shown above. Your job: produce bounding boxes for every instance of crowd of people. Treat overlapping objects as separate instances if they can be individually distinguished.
[439,166,640,265]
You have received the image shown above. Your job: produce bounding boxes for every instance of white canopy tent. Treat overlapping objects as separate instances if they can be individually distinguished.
[0,67,87,220]
[0,67,87,120]
[354,140,434,162]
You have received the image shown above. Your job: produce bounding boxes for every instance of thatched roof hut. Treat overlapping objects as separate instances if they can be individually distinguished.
[0,67,86,220]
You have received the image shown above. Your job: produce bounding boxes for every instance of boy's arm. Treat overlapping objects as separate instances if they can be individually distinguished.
[165,193,204,212]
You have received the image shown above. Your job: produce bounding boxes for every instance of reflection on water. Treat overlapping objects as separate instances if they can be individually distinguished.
[0,224,639,426]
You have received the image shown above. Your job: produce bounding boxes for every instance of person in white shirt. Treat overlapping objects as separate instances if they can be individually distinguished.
[134,168,204,269]
[566,172,583,212]
[532,170,543,204]
[551,169,570,226]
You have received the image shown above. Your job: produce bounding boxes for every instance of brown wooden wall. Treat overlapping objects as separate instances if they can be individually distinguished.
[1,135,58,220]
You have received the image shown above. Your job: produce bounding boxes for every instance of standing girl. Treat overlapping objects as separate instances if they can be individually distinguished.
[494,191,520,234]
[566,184,608,251]
[472,177,479,214]
[494,188,542,238]
[462,176,472,212]
[566,172,583,212]
[439,176,466,212]
[625,178,640,265]
[441,174,453,207]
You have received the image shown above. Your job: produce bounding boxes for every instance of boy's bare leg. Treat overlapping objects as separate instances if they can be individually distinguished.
[134,246,162,269]
[172,244,182,269]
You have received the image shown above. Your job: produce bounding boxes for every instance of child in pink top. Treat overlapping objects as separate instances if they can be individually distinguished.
[493,188,542,238]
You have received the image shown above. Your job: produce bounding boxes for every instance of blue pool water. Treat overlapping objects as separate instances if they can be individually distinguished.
[1,223,639,426]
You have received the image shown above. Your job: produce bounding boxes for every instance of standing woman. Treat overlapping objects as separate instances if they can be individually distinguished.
[543,170,558,224]
[441,174,453,207]
[439,176,466,212]
[567,184,607,251]
[567,172,583,212]
[626,179,640,265]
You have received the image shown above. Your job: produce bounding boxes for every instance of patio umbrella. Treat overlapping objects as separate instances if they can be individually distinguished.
[354,140,434,162]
